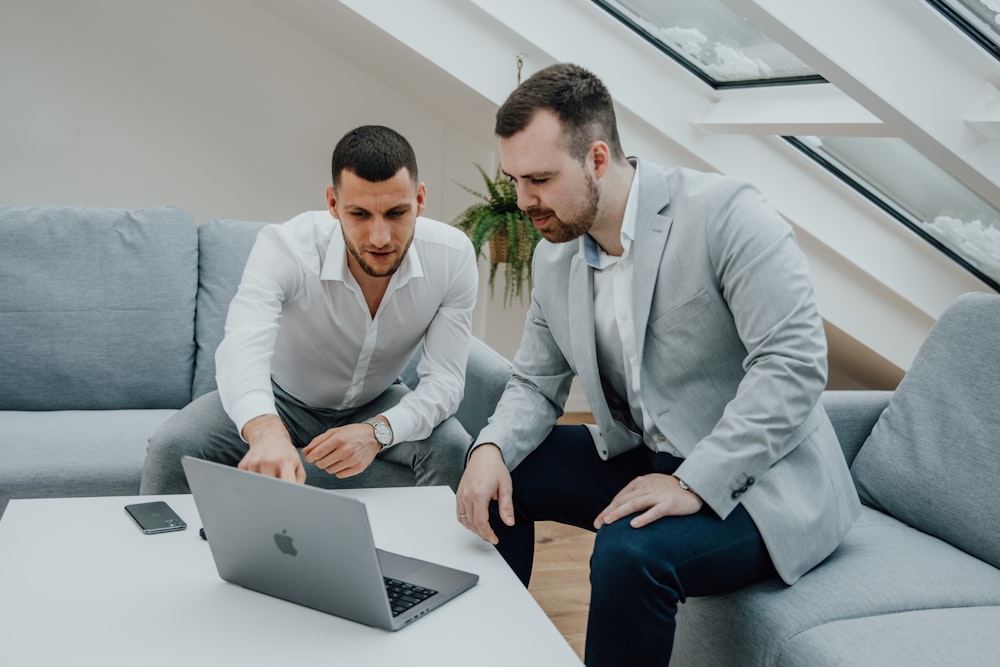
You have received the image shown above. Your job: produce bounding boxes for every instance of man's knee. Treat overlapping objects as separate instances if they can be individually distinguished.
[420,417,471,465]
[141,392,244,494]
[406,417,471,490]
[147,414,200,463]
[590,520,680,596]
[142,417,201,495]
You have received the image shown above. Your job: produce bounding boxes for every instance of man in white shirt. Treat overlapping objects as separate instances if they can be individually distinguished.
[141,125,478,494]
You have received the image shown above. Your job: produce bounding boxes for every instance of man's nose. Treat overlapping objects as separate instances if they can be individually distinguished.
[515,183,537,211]
[369,218,392,247]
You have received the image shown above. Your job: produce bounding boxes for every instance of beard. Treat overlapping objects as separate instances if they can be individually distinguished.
[528,172,601,244]
[343,231,413,278]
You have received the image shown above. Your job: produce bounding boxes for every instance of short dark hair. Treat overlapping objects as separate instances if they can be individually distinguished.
[494,63,625,163]
[331,125,418,188]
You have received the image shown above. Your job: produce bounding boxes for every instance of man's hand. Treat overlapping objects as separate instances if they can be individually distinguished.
[240,414,306,483]
[302,423,380,478]
[594,473,703,529]
[455,444,513,545]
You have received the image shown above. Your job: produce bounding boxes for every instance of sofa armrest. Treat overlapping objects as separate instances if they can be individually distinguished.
[401,337,512,440]
[821,390,892,466]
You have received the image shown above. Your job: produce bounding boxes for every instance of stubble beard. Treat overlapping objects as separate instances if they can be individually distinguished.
[531,173,601,244]
[344,232,413,278]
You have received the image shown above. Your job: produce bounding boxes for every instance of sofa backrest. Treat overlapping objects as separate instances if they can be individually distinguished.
[0,206,198,410]
[851,292,1000,569]
[192,218,271,398]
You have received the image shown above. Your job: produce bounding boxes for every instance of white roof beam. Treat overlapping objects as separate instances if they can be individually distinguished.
[721,0,1000,209]
[695,84,887,137]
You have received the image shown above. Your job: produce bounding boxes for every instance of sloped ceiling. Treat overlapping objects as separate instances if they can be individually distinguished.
[259,0,998,388]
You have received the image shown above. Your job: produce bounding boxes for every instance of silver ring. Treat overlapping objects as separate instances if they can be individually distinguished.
[459,513,468,519]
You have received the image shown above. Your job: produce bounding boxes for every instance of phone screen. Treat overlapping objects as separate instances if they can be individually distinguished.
[124,501,187,534]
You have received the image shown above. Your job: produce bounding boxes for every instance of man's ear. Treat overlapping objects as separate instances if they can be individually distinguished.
[415,182,427,217]
[326,185,339,220]
[591,142,611,178]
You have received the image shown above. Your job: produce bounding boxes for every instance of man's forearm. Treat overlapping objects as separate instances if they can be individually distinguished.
[241,413,289,447]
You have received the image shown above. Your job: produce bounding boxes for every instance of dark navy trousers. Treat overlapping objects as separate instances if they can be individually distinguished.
[488,425,777,666]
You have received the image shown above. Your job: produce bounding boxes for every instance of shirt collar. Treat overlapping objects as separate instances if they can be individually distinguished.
[582,158,641,270]
[320,220,424,288]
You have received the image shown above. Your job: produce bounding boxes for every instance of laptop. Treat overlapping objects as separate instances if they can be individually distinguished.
[181,456,478,631]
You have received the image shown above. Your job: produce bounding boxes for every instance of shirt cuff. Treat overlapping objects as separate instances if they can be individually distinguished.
[380,404,416,446]
[229,390,279,441]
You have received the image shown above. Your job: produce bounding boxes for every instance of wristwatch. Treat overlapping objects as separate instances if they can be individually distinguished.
[364,417,394,449]
[675,476,692,492]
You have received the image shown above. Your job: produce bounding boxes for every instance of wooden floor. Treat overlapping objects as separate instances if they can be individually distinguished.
[529,521,595,659]
[526,412,596,660]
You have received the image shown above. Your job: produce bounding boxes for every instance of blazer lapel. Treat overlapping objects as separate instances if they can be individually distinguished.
[631,162,674,365]
[567,238,645,460]
[567,251,610,426]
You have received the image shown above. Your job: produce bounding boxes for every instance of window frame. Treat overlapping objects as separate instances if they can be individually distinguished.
[785,136,1000,292]
[591,0,827,89]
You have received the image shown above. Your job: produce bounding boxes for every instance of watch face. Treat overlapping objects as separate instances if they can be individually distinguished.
[369,420,392,445]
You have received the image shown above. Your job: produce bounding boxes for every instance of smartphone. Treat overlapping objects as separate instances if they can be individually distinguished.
[124,501,187,534]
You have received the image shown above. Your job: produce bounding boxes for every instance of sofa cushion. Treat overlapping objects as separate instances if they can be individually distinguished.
[851,292,1000,569]
[192,218,270,398]
[673,507,1000,666]
[0,409,177,516]
[775,607,1000,667]
[820,390,892,467]
[0,206,198,410]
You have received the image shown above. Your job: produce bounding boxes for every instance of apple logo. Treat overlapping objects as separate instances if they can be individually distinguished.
[273,529,298,556]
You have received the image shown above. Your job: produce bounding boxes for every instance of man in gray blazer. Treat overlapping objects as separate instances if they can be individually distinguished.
[456,63,860,667]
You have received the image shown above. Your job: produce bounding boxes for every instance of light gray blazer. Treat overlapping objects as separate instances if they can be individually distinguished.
[476,160,860,584]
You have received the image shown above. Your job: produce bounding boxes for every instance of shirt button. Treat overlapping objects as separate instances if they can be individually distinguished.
[655,434,666,442]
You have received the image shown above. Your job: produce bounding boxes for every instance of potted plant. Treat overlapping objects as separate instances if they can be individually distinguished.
[452,164,542,306]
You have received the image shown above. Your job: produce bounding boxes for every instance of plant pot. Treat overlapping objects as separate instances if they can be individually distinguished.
[489,229,509,263]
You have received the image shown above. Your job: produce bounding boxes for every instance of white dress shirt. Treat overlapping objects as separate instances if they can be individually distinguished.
[216,210,478,444]
[584,162,682,457]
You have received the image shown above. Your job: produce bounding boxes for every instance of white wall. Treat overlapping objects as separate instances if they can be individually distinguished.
[0,0,494,222]
[0,0,539,383]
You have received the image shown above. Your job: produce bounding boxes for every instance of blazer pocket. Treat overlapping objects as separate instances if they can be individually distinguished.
[648,289,712,338]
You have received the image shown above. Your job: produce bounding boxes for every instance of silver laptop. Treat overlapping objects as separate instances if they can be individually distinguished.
[181,456,478,631]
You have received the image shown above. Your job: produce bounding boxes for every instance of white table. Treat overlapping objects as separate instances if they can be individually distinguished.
[0,488,582,666]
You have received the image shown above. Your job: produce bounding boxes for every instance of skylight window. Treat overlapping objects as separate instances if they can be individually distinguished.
[789,136,1000,289]
[593,0,823,87]
[928,0,1000,61]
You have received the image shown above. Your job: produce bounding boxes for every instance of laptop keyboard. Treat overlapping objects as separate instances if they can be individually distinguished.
[384,577,439,617]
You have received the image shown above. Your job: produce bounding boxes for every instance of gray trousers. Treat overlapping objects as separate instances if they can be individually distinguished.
[139,382,470,495]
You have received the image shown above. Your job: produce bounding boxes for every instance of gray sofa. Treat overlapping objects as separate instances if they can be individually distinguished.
[0,205,512,518]
[674,292,1000,666]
